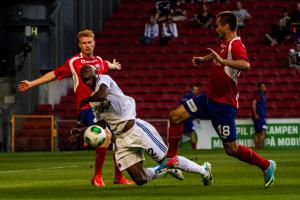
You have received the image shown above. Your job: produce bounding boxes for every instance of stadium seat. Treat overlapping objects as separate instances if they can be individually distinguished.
[93,0,300,119]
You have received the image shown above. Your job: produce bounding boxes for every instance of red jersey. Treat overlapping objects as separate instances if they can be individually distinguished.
[54,53,109,111]
[207,37,249,108]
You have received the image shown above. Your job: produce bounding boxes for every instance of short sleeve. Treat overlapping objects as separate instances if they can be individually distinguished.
[96,75,111,90]
[231,40,249,63]
[53,59,72,80]
[95,59,109,75]
[102,61,109,73]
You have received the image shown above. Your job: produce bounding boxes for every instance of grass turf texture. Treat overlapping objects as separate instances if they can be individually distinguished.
[0,149,299,200]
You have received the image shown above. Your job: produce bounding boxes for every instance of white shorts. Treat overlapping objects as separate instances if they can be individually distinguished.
[114,118,168,171]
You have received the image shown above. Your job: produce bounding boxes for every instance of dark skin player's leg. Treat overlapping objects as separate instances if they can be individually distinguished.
[126,161,148,185]
[125,157,166,186]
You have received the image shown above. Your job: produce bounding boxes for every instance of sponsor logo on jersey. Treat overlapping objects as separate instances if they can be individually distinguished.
[80,59,98,64]
[186,99,197,112]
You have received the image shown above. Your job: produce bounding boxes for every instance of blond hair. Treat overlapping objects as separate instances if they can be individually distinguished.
[77,29,94,40]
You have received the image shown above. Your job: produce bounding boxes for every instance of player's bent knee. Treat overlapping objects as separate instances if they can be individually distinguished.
[169,105,190,124]
[100,128,112,148]
[131,175,147,186]
[104,128,112,138]
[169,112,181,124]
[224,148,235,156]
[126,162,148,185]
[223,141,238,156]
[223,144,238,156]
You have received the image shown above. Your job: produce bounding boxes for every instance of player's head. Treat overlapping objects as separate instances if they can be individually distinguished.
[297,2,300,12]
[236,1,242,9]
[80,65,97,89]
[281,8,288,16]
[215,11,237,39]
[78,29,95,57]
[257,82,266,92]
[296,42,300,51]
[191,85,200,96]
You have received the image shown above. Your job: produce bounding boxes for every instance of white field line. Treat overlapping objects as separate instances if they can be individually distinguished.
[0,165,79,174]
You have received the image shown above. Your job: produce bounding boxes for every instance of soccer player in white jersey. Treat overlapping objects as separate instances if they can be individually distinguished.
[78,65,213,185]
[18,29,133,187]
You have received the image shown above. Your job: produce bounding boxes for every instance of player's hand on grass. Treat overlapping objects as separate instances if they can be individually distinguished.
[18,80,32,92]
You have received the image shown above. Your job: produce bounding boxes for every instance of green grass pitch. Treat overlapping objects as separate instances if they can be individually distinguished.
[0,149,299,200]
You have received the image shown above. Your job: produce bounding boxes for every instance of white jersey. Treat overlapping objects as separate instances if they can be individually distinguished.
[89,75,136,134]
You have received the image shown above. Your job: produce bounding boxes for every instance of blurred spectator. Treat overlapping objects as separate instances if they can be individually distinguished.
[155,0,172,23]
[232,1,251,31]
[265,18,292,46]
[202,0,216,3]
[141,16,159,46]
[290,2,300,42]
[171,0,187,21]
[160,15,178,46]
[190,4,213,29]
[182,0,195,2]
[189,0,216,3]
[252,82,267,149]
[181,85,200,150]
[288,42,300,68]
[280,8,291,29]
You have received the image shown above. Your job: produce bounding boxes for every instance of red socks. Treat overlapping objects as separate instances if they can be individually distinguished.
[191,142,196,150]
[166,123,183,158]
[94,147,107,176]
[236,145,270,171]
[94,147,123,180]
[113,152,123,180]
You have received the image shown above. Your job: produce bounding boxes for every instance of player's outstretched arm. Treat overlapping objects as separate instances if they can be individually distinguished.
[18,71,56,92]
[107,59,121,70]
[192,53,214,67]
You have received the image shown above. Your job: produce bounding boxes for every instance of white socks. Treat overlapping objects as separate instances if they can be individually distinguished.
[144,156,209,183]
[176,156,208,176]
[144,165,167,182]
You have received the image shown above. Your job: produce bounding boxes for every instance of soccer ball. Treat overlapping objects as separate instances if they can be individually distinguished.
[84,125,106,148]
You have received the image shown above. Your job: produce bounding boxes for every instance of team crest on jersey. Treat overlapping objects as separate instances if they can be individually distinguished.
[186,99,197,112]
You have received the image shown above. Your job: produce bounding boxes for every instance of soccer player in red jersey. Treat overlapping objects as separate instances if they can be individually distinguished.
[17,29,134,187]
[164,11,276,188]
